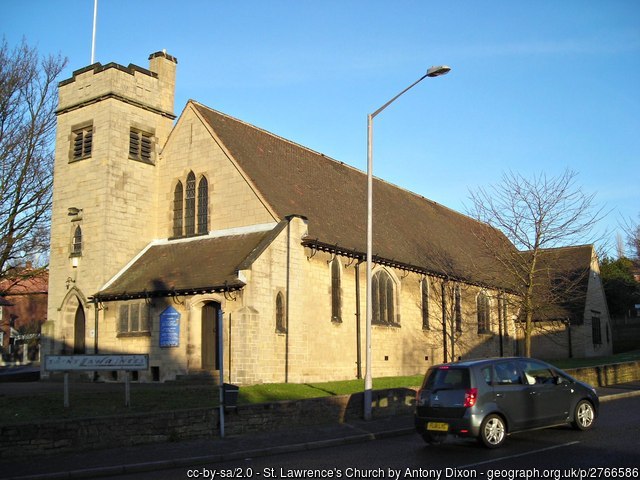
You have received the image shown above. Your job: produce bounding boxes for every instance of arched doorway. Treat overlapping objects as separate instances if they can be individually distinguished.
[73,304,86,354]
[201,302,220,371]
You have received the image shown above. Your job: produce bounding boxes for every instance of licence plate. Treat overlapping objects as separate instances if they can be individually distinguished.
[427,422,449,432]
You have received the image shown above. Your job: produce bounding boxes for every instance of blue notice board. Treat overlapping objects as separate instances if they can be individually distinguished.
[159,306,181,348]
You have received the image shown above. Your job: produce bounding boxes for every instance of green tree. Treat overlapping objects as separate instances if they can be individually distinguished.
[600,256,640,318]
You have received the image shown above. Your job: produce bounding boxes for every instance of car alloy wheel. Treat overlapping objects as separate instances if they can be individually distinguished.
[573,400,595,430]
[479,414,506,448]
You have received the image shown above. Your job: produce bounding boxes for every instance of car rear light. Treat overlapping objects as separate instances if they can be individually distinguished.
[464,388,478,407]
[416,389,425,406]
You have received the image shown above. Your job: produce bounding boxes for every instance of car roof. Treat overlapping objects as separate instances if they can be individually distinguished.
[433,357,541,369]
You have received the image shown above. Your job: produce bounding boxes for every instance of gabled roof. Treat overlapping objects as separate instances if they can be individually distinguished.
[530,245,594,324]
[193,101,516,288]
[96,224,283,301]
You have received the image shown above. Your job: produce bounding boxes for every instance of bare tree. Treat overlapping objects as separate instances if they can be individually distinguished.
[0,38,66,290]
[467,169,606,357]
[623,214,639,260]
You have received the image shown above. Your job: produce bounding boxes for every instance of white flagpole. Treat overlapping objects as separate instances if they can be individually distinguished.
[91,0,98,63]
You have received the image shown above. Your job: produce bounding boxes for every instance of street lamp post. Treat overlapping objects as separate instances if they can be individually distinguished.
[364,65,450,421]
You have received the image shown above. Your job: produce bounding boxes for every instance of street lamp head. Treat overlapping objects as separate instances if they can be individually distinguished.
[426,65,451,77]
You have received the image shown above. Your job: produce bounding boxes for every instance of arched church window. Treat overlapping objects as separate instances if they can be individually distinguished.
[173,181,183,237]
[372,270,396,325]
[197,176,209,234]
[331,258,342,323]
[421,278,430,330]
[185,172,196,236]
[455,285,462,332]
[276,292,286,333]
[477,291,490,333]
[72,226,82,255]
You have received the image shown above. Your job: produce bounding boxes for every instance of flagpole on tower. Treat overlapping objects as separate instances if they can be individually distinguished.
[91,0,98,63]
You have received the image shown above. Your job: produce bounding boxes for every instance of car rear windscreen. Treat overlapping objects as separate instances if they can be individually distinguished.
[423,367,470,390]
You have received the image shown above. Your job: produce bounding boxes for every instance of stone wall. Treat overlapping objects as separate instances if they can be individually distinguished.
[565,360,640,387]
[0,387,414,460]
[0,408,217,460]
[2,362,638,460]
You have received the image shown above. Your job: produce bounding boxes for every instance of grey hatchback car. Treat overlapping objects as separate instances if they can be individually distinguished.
[414,357,598,448]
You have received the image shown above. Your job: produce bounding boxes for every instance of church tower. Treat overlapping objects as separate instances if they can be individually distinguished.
[46,52,177,355]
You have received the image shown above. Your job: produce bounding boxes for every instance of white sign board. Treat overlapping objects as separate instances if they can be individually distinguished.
[44,354,149,372]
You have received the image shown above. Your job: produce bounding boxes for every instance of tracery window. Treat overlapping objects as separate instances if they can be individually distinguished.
[372,270,397,325]
[171,172,209,238]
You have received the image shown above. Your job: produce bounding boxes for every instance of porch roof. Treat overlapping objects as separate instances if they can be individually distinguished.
[95,227,278,301]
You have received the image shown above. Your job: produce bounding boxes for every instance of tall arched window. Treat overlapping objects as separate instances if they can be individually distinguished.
[276,292,286,333]
[173,181,183,237]
[421,278,430,330]
[331,259,342,323]
[185,172,196,236]
[372,270,396,325]
[72,226,82,255]
[455,285,462,332]
[197,176,209,234]
[477,291,490,333]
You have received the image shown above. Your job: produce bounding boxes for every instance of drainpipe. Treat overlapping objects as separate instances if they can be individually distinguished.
[285,219,291,383]
[441,281,448,362]
[93,300,99,354]
[498,293,504,357]
[93,300,100,381]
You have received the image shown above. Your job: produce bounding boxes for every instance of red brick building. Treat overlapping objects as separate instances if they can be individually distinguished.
[0,268,48,362]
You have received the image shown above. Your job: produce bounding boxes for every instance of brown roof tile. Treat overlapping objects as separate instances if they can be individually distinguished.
[530,245,593,323]
[194,102,516,288]
[97,229,277,300]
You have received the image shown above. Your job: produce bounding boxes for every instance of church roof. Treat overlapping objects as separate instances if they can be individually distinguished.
[528,245,594,324]
[193,102,516,288]
[96,227,279,301]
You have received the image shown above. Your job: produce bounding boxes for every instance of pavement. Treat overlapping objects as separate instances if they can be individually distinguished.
[1,381,640,480]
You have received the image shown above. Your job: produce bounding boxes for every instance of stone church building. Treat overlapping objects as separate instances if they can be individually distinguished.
[44,51,607,385]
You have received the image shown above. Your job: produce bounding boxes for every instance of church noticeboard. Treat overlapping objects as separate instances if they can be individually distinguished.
[159,306,180,348]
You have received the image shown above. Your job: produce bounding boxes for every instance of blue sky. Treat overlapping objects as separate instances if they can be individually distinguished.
[3,1,639,256]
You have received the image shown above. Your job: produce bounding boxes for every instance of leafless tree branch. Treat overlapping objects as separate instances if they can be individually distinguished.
[0,38,67,290]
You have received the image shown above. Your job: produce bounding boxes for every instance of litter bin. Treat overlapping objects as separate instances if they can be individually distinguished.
[223,383,239,407]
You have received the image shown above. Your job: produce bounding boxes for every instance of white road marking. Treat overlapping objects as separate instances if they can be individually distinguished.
[458,441,581,468]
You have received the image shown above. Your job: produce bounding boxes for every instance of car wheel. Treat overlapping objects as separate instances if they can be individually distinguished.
[572,400,595,431]
[479,414,506,449]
